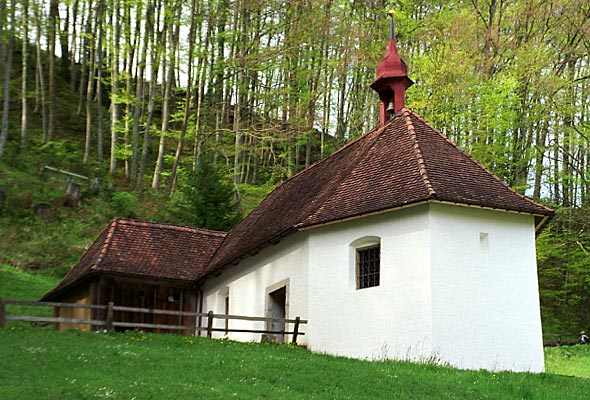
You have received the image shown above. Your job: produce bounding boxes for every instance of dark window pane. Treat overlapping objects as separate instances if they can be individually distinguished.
[357,246,380,289]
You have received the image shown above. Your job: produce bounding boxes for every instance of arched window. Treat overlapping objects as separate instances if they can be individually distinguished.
[350,237,381,290]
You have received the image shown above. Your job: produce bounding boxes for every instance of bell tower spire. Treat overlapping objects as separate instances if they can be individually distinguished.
[370,10,413,125]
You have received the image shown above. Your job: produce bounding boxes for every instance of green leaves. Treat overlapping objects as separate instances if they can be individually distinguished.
[537,207,590,333]
[165,160,240,231]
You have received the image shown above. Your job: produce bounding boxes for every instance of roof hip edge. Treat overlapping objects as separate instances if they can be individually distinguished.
[93,218,119,270]
[407,109,552,214]
[403,109,436,197]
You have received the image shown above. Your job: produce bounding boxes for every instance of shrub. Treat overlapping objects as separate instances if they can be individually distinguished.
[110,191,137,219]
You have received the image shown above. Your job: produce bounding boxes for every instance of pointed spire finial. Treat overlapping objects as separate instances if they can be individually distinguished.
[370,9,413,125]
[388,9,395,40]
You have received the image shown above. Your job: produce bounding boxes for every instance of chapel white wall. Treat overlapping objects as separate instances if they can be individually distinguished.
[429,203,545,372]
[306,206,434,361]
[200,202,545,373]
[201,233,310,344]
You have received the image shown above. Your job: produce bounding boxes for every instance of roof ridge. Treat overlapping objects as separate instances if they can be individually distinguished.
[407,110,552,213]
[117,218,227,237]
[403,109,436,197]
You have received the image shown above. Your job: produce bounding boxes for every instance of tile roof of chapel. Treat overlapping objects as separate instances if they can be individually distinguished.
[205,108,553,275]
[42,108,553,299]
[42,219,226,300]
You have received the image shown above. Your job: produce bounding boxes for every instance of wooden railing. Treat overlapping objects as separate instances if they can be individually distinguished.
[542,333,581,347]
[0,298,307,344]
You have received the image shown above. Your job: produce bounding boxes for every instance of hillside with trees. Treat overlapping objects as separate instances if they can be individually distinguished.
[1,1,589,334]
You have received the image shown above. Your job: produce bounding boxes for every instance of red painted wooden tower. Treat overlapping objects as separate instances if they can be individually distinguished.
[370,11,414,125]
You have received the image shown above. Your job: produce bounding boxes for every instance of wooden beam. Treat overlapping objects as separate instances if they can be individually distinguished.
[0,298,6,328]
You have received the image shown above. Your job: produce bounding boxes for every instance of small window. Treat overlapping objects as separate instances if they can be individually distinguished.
[480,232,489,252]
[357,245,380,289]
[167,292,181,302]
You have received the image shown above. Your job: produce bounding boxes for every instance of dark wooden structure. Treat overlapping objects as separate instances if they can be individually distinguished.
[42,219,226,335]
[53,276,197,335]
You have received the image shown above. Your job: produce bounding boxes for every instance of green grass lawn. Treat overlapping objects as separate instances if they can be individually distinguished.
[0,264,60,319]
[0,264,59,300]
[0,327,589,400]
[1,266,589,399]
[545,345,590,379]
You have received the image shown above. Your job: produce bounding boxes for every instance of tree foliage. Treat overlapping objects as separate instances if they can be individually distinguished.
[165,159,240,231]
[537,208,590,333]
[1,0,590,333]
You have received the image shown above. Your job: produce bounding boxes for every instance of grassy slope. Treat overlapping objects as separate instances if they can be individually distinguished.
[0,158,272,278]
[0,328,589,400]
[545,345,590,379]
[0,264,59,300]
[1,267,589,399]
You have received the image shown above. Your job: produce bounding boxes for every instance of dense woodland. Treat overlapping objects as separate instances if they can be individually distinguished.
[1,0,590,333]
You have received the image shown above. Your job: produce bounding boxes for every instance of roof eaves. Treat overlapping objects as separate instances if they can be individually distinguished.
[296,198,553,233]
[201,226,297,280]
[40,272,98,301]
[40,219,120,301]
[295,197,435,231]
[98,270,198,285]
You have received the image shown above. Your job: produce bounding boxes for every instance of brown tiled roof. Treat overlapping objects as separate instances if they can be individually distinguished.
[206,109,552,274]
[42,219,226,301]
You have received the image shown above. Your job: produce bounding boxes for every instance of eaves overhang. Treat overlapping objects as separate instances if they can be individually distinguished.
[296,198,553,235]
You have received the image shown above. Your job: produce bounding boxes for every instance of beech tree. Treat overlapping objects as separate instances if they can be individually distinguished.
[1,0,589,205]
[0,0,15,158]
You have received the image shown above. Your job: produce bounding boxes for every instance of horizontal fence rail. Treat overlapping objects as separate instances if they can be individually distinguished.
[0,298,307,344]
[542,333,582,347]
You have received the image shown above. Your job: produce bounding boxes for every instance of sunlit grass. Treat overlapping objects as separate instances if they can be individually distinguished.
[0,264,59,300]
[1,264,589,399]
[1,326,590,400]
[545,345,590,379]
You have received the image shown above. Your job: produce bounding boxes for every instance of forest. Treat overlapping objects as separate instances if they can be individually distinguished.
[0,0,589,334]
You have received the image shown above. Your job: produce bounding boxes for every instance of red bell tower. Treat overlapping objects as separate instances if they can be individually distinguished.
[370,11,413,125]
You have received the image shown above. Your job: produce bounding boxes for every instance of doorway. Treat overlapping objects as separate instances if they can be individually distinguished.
[268,286,287,342]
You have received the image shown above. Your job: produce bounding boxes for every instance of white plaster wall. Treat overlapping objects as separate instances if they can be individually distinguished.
[200,202,544,373]
[307,206,434,361]
[429,203,545,372]
[201,233,310,344]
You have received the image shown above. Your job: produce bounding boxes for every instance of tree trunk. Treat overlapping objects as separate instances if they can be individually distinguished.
[0,0,15,158]
[83,0,97,164]
[109,0,121,174]
[69,0,80,90]
[152,4,180,191]
[126,0,141,177]
[77,0,93,115]
[167,0,198,195]
[138,0,163,189]
[95,0,105,162]
[21,0,29,149]
[33,4,48,142]
[131,0,151,181]
[48,0,58,141]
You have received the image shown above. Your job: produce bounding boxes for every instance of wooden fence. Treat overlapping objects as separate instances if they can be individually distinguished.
[0,298,307,344]
[542,333,581,347]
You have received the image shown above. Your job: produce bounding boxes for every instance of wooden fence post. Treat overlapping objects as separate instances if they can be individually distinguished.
[0,298,6,328]
[207,310,214,338]
[291,316,300,344]
[106,302,114,331]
